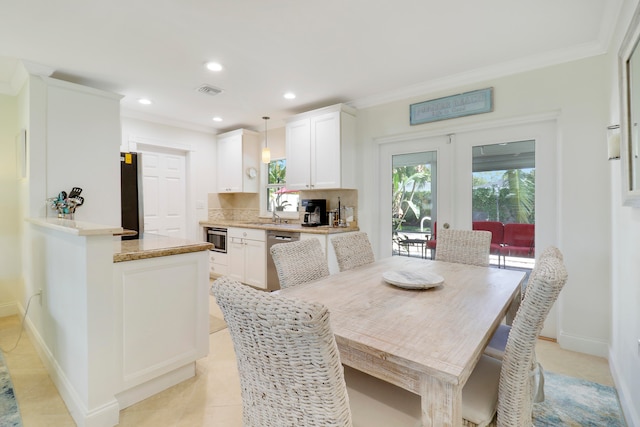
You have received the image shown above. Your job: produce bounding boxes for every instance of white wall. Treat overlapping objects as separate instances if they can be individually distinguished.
[356,55,611,358]
[607,0,640,425]
[0,93,21,312]
[120,117,217,240]
[43,77,122,225]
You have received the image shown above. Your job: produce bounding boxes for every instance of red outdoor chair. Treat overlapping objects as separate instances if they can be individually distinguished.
[426,221,437,259]
[473,221,505,267]
[499,223,535,266]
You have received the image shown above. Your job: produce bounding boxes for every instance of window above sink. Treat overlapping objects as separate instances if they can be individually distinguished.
[263,159,300,220]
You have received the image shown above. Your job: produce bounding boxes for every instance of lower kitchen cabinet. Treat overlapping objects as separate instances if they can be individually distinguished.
[228,227,266,289]
[209,251,228,277]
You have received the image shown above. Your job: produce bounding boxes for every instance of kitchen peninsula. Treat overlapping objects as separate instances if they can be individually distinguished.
[26,218,211,427]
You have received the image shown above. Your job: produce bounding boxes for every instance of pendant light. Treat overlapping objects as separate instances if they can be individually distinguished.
[261,116,271,164]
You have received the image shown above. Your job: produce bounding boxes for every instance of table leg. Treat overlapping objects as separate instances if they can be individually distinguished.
[419,376,462,427]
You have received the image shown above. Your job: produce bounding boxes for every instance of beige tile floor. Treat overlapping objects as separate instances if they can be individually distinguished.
[0,295,614,427]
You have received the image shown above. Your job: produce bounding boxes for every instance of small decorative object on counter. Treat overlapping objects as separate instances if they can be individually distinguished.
[47,187,84,219]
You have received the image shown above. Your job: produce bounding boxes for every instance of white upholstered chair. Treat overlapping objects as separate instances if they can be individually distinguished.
[211,276,352,426]
[270,238,330,289]
[434,228,492,267]
[331,232,375,272]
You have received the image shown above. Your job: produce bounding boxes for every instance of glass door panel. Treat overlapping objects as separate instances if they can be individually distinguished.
[472,140,535,223]
[379,135,452,258]
[471,140,536,268]
[391,151,436,257]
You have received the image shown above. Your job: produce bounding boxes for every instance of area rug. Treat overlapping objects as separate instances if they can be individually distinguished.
[209,315,227,334]
[533,371,627,426]
[0,351,22,427]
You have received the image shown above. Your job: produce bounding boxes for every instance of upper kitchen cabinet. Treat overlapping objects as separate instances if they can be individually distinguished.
[216,129,260,193]
[285,104,356,190]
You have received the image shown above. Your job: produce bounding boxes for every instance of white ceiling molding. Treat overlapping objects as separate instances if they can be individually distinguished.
[350,41,608,111]
[120,108,219,135]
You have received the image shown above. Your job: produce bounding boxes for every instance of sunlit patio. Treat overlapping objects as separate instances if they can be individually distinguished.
[392,230,535,270]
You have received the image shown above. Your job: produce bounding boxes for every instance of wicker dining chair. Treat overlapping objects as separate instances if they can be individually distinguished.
[331,232,375,272]
[211,276,353,427]
[461,255,568,426]
[270,238,330,289]
[484,246,565,361]
[434,228,492,267]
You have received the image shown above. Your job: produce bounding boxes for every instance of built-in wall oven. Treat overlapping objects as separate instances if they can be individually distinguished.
[205,227,227,253]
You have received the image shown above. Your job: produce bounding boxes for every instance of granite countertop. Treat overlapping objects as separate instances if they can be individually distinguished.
[199,220,359,234]
[27,217,124,236]
[114,233,212,263]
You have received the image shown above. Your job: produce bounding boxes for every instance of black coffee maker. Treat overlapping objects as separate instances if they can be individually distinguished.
[301,199,327,227]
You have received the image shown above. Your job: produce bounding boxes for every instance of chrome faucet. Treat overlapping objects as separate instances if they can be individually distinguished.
[272,209,282,224]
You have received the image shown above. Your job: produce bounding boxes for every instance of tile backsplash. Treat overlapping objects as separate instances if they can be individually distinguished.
[207,189,358,224]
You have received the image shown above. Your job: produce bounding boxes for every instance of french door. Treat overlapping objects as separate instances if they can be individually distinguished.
[378,118,558,336]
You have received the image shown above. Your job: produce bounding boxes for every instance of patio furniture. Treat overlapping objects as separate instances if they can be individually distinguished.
[499,223,535,266]
[472,221,505,266]
[426,221,437,259]
[392,232,412,256]
[331,232,375,271]
[270,238,329,289]
[435,228,492,267]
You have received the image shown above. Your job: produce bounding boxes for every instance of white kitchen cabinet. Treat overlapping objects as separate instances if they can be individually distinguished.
[209,251,228,277]
[285,104,356,190]
[227,227,267,288]
[217,129,260,193]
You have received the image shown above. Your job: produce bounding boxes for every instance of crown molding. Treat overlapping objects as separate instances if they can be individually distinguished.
[350,41,609,110]
[120,108,218,135]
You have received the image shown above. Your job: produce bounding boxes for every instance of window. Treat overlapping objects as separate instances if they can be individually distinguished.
[266,159,299,212]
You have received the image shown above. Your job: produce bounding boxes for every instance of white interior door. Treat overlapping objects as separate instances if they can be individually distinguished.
[139,146,187,238]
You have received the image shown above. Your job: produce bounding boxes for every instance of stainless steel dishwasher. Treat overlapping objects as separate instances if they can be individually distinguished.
[266,230,300,290]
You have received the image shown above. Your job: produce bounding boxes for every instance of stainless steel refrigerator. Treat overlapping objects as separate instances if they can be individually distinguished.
[120,152,144,239]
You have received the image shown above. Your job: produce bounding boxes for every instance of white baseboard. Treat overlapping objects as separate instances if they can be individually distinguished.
[116,362,195,410]
[609,348,639,427]
[0,301,19,317]
[557,330,609,358]
[23,312,120,427]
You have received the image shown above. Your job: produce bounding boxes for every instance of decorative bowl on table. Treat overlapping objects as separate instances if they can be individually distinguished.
[382,270,444,290]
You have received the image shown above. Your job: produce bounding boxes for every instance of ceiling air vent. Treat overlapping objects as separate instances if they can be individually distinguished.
[196,84,223,96]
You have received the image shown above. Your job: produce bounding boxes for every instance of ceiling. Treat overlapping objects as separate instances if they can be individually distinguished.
[0,0,623,134]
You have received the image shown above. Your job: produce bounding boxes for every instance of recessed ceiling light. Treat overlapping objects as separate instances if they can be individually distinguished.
[212,116,223,122]
[284,92,296,100]
[205,62,223,72]
[138,98,153,105]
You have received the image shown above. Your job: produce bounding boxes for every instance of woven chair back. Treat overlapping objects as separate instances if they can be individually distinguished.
[270,238,330,289]
[497,256,568,426]
[331,232,375,272]
[211,276,352,427]
[434,229,491,267]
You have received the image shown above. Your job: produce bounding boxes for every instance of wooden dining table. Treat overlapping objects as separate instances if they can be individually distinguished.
[279,255,525,427]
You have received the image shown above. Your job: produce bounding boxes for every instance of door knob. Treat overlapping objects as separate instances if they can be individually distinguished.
[443,223,450,229]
